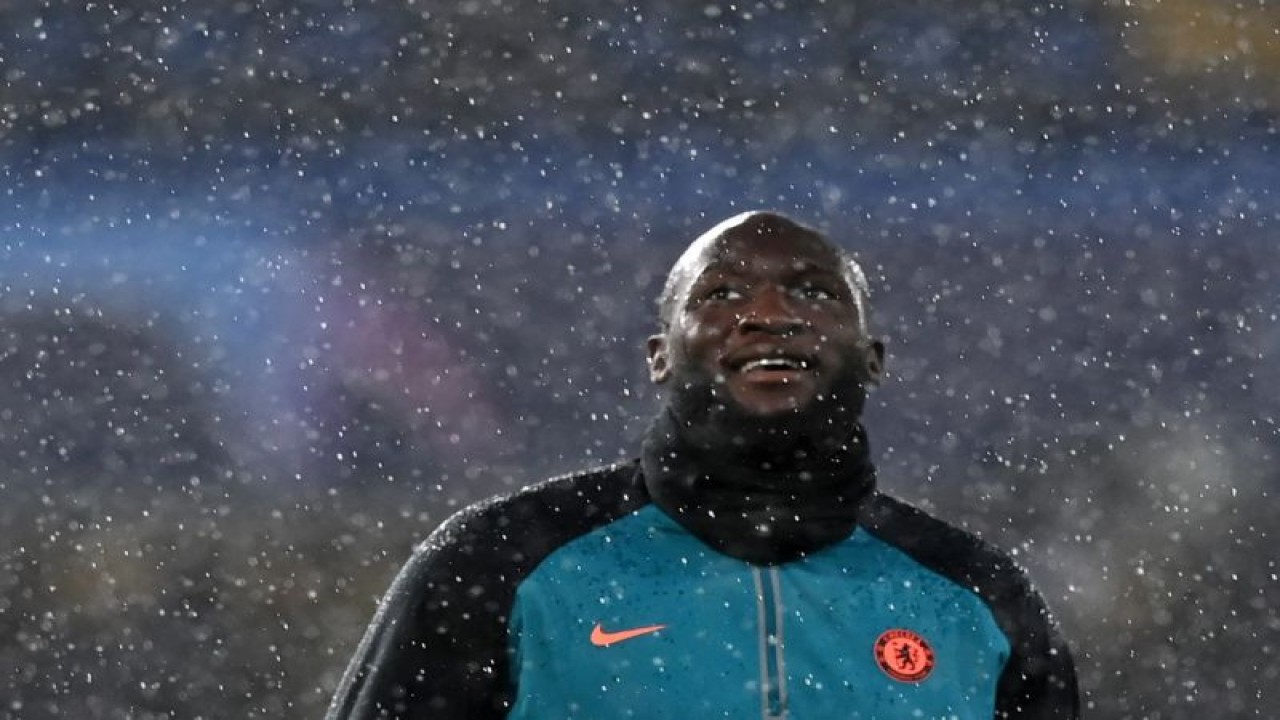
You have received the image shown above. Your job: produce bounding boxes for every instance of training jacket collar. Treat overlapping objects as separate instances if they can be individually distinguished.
[640,407,877,565]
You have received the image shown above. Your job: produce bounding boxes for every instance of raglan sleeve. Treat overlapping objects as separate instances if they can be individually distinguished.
[325,507,517,720]
[992,565,1081,720]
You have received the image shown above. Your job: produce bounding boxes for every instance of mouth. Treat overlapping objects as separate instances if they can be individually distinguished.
[725,350,818,384]
[737,356,811,372]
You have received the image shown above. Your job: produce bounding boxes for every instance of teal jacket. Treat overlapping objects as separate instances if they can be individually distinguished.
[328,462,1078,719]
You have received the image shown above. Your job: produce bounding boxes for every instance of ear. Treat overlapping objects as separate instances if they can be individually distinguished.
[647,334,671,384]
[864,339,887,386]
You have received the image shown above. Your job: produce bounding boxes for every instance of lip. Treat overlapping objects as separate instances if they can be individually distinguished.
[722,344,820,373]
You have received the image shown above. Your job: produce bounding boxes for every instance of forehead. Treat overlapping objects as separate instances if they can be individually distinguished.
[673,225,848,293]
[694,230,843,276]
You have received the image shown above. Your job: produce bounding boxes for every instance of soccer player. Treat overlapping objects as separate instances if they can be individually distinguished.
[327,211,1080,719]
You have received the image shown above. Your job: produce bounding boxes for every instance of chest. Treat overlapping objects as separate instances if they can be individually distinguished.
[507,514,1009,719]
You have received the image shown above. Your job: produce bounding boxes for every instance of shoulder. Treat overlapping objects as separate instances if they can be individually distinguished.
[405,460,649,580]
[859,492,1048,626]
[324,462,651,719]
[861,493,1079,714]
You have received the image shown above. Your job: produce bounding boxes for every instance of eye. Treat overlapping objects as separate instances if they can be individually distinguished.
[703,285,744,301]
[792,284,837,301]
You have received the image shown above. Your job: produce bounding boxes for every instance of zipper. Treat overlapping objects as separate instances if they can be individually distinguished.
[752,566,788,719]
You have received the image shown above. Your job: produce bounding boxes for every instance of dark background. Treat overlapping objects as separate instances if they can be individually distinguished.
[1,0,1277,717]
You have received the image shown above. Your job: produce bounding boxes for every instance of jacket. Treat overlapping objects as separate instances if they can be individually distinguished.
[326,461,1079,719]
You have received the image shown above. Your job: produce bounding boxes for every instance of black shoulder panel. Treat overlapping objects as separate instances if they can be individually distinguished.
[326,461,649,720]
[859,493,1080,719]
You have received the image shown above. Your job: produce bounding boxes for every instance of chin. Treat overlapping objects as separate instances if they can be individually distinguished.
[732,398,810,419]
[668,367,857,431]
[716,389,821,425]
[725,381,824,414]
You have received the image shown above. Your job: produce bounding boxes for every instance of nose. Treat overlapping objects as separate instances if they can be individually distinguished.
[736,285,805,335]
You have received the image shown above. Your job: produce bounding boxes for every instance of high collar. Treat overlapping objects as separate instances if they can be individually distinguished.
[640,407,877,565]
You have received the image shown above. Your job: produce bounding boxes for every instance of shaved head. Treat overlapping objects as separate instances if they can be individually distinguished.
[656,211,873,330]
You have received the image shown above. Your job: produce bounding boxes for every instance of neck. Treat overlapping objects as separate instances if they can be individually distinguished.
[641,406,877,565]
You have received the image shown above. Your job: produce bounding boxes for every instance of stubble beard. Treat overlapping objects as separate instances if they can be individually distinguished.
[664,360,870,460]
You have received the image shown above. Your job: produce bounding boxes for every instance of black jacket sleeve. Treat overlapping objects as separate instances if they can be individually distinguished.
[324,505,516,719]
[990,565,1080,719]
[325,463,647,719]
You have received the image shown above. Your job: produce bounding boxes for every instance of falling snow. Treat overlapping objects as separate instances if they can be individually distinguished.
[1,1,1278,717]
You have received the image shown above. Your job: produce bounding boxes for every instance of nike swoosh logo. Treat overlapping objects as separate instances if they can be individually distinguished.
[590,622,667,647]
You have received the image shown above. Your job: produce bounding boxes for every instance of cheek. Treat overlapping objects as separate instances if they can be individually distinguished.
[818,315,863,341]
[679,317,730,351]
[816,331,870,367]
[688,323,725,343]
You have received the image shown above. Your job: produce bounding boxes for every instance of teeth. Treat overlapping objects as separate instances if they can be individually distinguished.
[741,357,805,372]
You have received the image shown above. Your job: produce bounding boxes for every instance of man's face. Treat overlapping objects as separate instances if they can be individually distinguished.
[648,224,884,421]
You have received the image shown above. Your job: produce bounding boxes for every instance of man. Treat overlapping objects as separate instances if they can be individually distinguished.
[327,211,1080,719]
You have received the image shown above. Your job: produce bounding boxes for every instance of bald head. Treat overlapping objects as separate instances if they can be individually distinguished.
[656,211,873,330]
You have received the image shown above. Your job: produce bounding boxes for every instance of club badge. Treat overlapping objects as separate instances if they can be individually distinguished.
[874,629,936,682]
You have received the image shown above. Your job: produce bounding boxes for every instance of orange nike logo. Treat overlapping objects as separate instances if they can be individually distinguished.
[590,622,667,647]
